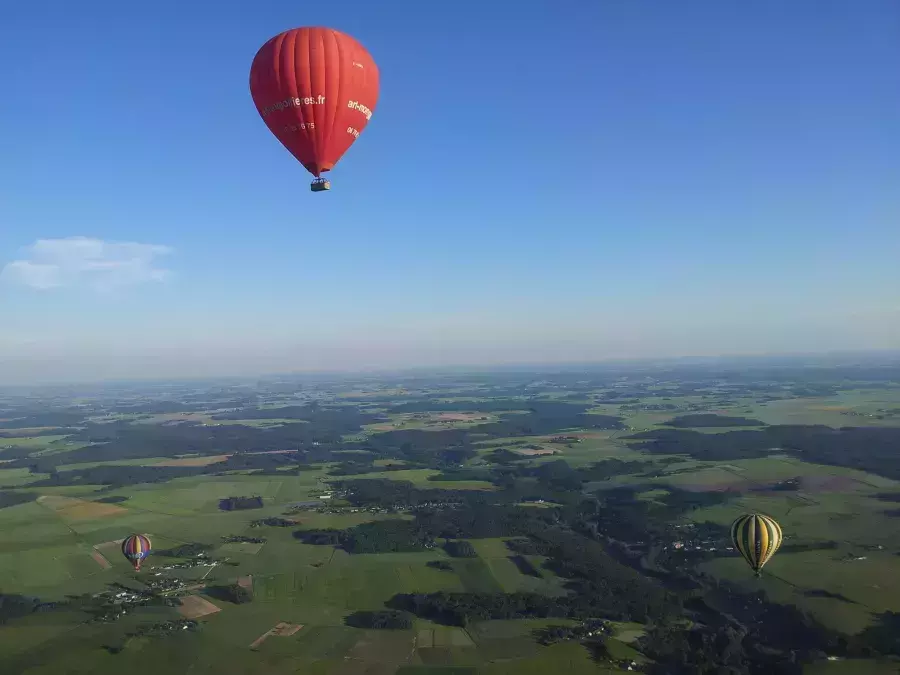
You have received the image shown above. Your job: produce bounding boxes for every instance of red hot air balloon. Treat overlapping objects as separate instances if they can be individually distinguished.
[249,27,380,192]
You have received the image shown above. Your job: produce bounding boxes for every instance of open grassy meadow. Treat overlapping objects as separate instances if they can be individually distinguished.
[0,459,597,675]
[2,368,900,673]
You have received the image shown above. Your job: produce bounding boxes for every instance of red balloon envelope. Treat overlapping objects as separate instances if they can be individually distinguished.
[249,27,379,186]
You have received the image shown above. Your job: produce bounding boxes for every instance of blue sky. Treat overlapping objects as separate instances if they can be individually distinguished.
[1,0,898,383]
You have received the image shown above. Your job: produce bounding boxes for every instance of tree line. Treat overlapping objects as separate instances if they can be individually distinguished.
[308,473,900,670]
[628,425,900,481]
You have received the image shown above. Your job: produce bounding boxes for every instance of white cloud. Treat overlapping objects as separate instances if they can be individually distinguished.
[1,237,173,291]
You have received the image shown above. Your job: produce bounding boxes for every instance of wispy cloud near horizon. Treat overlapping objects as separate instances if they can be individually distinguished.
[1,237,173,291]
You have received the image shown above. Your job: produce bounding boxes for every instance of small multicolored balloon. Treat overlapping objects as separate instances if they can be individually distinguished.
[121,533,152,571]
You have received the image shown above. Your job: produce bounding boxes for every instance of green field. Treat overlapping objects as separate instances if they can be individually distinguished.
[0,460,588,674]
[2,378,900,674]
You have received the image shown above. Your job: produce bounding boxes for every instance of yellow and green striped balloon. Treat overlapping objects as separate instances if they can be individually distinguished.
[730,513,783,576]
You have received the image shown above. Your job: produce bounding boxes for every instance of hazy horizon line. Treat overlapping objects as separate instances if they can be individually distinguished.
[2,348,898,392]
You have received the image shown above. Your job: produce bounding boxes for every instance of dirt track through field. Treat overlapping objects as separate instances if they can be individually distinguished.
[90,550,112,569]
[178,595,221,619]
[249,622,302,649]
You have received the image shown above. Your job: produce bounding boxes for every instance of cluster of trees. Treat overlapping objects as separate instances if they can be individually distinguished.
[443,540,477,558]
[753,477,801,492]
[388,591,579,626]
[657,583,857,672]
[484,448,527,465]
[3,401,629,490]
[579,458,660,481]
[628,425,900,481]
[339,474,725,542]
[387,399,586,415]
[337,457,672,514]
[295,520,434,554]
[535,619,607,645]
[390,536,673,626]
[219,496,264,511]
[0,491,37,510]
[344,610,413,629]
[318,470,900,669]
[206,584,252,604]
[0,427,70,438]
[496,459,583,492]
[354,402,623,468]
[223,535,266,544]
[520,528,676,620]
[416,503,555,540]
[0,594,53,624]
[22,391,898,504]
[0,443,63,461]
[11,404,382,471]
[229,585,253,604]
[525,483,732,550]
[294,529,343,546]
[639,623,786,674]
[426,560,453,571]
[23,450,319,489]
[627,428,775,461]
[509,555,542,578]
[250,517,296,527]
[155,542,212,558]
[0,412,87,429]
[858,611,900,658]
[664,414,766,428]
[334,477,719,546]
[110,400,201,414]
[29,464,205,488]
[428,467,493,482]
[327,455,409,476]
[345,520,433,553]
[620,402,679,411]
[429,457,667,496]
[336,478,468,509]
[211,404,377,430]
[302,479,676,626]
